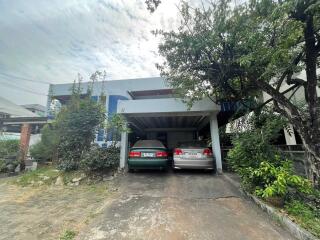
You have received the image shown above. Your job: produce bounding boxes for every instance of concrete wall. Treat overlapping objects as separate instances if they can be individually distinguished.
[167,132,194,149]
[145,131,195,149]
[49,77,168,99]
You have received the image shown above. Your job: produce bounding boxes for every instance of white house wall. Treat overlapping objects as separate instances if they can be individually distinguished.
[49,77,168,98]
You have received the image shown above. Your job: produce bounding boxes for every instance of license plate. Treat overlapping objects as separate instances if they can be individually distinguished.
[186,152,202,158]
[142,152,155,157]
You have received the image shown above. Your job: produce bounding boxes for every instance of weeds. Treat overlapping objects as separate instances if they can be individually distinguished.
[60,229,76,240]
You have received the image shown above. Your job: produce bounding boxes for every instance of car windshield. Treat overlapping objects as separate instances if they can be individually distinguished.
[178,141,206,148]
[133,140,165,148]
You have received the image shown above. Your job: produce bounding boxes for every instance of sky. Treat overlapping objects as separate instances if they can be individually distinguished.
[0,0,184,105]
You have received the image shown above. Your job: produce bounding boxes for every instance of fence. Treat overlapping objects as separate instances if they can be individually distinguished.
[221,145,308,177]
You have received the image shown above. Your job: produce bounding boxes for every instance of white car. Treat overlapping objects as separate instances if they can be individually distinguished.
[173,141,214,170]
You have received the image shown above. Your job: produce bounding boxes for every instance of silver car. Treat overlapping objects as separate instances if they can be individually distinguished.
[173,141,214,170]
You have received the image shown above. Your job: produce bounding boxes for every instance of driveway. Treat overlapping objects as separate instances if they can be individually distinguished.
[79,171,296,240]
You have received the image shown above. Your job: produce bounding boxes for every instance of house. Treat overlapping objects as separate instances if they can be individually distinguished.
[48,77,251,173]
[261,70,320,146]
[21,104,46,117]
[0,96,47,163]
[0,96,38,137]
[0,96,38,118]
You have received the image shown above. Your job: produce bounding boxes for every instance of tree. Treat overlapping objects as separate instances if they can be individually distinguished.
[30,124,59,162]
[56,74,105,171]
[145,0,161,13]
[156,0,320,184]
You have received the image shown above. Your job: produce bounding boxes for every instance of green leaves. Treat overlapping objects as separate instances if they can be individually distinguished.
[157,0,307,105]
[80,145,119,172]
[227,110,312,198]
[56,96,105,171]
[252,160,311,198]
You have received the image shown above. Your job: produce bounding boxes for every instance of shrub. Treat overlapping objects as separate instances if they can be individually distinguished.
[0,159,7,173]
[0,139,19,158]
[56,87,105,171]
[60,229,76,240]
[285,200,320,238]
[30,124,59,162]
[80,145,120,172]
[252,160,312,198]
[228,112,312,199]
[0,139,20,173]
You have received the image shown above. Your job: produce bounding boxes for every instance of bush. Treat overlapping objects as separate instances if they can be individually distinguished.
[228,112,312,199]
[56,87,105,171]
[0,139,20,173]
[0,159,7,173]
[30,124,59,162]
[285,200,320,238]
[80,145,119,172]
[252,160,311,198]
[60,229,76,240]
[0,139,19,158]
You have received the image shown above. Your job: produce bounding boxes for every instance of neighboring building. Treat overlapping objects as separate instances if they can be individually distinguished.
[0,96,38,141]
[262,70,320,146]
[48,77,241,173]
[0,96,37,135]
[0,96,38,118]
[21,104,46,117]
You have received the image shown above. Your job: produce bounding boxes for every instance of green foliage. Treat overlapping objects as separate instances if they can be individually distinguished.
[105,113,131,142]
[0,160,7,173]
[253,161,311,198]
[285,200,320,238]
[30,124,59,162]
[156,0,320,181]
[14,167,60,187]
[228,112,286,173]
[0,139,20,173]
[31,73,123,173]
[60,229,76,240]
[80,145,120,172]
[156,0,318,105]
[55,78,105,171]
[0,139,19,157]
[15,166,61,186]
[228,112,312,198]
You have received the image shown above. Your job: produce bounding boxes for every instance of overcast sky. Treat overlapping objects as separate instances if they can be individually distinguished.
[0,0,184,105]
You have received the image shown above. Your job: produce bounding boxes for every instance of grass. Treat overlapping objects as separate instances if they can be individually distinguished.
[285,200,320,238]
[59,229,76,240]
[13,166,87,187]
[14,166,61,186]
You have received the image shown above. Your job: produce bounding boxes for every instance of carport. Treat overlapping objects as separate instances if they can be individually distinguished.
[117,98,222,173]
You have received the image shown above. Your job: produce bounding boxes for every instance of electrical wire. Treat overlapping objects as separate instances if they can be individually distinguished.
[0,80,48,96]
[0,71,51,84]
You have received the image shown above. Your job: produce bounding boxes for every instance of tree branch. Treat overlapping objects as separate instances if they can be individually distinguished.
[276,51,304,91]
[256,84,301,110]
[254,80,303,128]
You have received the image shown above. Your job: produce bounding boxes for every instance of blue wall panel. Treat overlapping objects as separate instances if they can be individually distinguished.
[107,95,128,141]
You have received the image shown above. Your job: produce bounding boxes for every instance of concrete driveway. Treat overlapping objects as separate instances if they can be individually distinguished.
[80,171,295,240]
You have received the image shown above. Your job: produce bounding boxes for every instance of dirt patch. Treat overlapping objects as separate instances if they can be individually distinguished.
[0,178,118,240]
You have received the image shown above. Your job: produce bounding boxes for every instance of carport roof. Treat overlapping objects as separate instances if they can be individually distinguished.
[127,115,208,131]
[117,98,220,117]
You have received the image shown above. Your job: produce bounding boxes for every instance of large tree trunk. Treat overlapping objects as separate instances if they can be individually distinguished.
[299,132,320,187]
[255,79,320,186]
[302,13,320,187]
